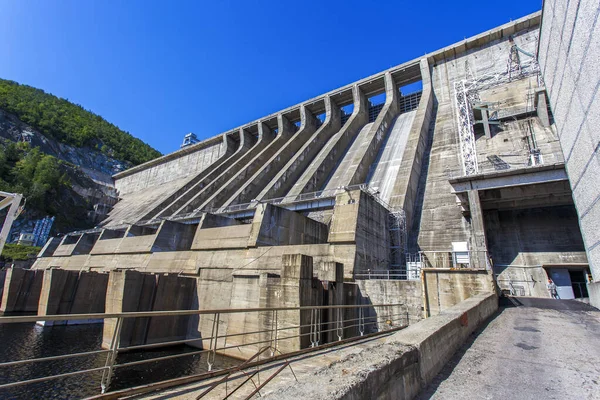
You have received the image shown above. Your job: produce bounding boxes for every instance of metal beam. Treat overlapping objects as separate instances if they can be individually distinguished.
[449,164,568,193]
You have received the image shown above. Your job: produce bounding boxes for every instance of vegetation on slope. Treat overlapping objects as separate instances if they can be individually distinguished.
[0,141,92,232]
[1,244,41,262]
[0,78,161,165]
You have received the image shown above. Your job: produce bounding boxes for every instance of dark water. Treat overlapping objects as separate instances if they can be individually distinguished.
[0,323,239,400]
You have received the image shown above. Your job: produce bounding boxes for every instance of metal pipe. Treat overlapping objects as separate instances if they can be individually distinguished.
[0,303,405,324]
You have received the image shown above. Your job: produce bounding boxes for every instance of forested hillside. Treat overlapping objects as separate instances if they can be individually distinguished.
[0,141,91,233]
[0,79,161,165]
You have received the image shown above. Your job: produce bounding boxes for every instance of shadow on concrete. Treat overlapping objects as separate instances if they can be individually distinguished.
[137,332,394,400]
[415,299,506,400]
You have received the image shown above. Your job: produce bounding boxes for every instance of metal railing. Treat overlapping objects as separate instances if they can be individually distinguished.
[422,250,492,269]
[416,250,492,270]
[0,302,407,398]
[354,269,415,281]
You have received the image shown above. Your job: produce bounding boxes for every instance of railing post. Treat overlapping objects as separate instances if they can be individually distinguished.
[309,308,315,347]
[359,307,365,336]
[207,312,220,371]
[273,310,278,355]
[101,316,123,394]
[336,308,343,341]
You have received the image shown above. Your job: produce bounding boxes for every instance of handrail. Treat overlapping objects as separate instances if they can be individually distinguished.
[0,302,409,398]
[0,302,404,324]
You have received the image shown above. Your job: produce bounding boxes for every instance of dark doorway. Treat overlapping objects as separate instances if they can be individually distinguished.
[568,269,589,299]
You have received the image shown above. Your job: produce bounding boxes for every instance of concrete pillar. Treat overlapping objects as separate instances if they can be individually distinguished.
[480,106,492,139]
[0,268,43,315]
[467,190,489,270]
[318,261,344,283]
[536,89,551,127]
[103,270,155,349]
[103,270,196,349]
[239,127,257,150]
[37,268,109,325]
[277,113,295,137]
[258,120,275,142]
[279,254,316,350]
[388,57,434,234]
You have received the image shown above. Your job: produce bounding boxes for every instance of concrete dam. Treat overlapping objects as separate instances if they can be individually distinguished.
[0,8,597,397]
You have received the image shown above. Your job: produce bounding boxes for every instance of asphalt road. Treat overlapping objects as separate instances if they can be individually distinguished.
[418,297,600,400]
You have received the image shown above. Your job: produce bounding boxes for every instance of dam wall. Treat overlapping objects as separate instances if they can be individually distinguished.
[29,11,593,336]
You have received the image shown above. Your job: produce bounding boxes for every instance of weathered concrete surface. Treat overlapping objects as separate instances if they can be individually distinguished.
[37,268,108,325]
[256,96,342,200]
[104,134,229,226]
[415,20,542,253]
[389,58,433,233]
[113,136,225,196]
[418,297,600,400]
[103,270,196,348]
[286,85,368,198]
[198,116,297,211]
[223,105,318,206]
[152,128,257,219]
[140,294,497,400]
[357,279,423,324]
[0,268,43,315]
[539,0,600,307]
[173,124,273,215]
[422,269,495,317]
[248,203,329,247]
[138,133,241,221]
[329,190,391,274]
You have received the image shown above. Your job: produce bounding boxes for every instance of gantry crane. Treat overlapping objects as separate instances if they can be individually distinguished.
[0,191,25,257]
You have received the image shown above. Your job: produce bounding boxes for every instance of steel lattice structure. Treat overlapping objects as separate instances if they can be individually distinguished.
[454,37,544,176]
[454,79,480,176]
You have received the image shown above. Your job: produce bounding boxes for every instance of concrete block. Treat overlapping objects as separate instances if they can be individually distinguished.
[588,281,600,309]
[37,269,109,325]
[282,254,313,280]
[392,293,498,387]
[317,261,344,283]
[191,224,252,250]
[0,268,43,315]
[248,203,328,247]
[198,213,241,229]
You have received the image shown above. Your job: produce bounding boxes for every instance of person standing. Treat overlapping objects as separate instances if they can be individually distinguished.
[547,279,559,299]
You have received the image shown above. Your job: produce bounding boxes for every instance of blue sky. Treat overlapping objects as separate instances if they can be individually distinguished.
[0,0,541,155]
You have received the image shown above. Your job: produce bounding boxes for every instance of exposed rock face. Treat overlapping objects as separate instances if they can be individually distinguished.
[0,108,125,232]
[0,108,128,184]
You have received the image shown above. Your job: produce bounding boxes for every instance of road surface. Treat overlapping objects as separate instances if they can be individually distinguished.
[418,297,600,400]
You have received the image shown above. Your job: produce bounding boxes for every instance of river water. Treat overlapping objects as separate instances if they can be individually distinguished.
[0,323,239,399]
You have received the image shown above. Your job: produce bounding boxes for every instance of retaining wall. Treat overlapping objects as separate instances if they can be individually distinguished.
[264,293,498,400]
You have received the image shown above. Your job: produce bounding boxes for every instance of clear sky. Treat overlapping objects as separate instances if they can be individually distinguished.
[0,0,541,155]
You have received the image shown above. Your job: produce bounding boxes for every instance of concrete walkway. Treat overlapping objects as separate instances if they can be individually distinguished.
[418,297,600,400]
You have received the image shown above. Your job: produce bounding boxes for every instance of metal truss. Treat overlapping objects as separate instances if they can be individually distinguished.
[454,35,545,176]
